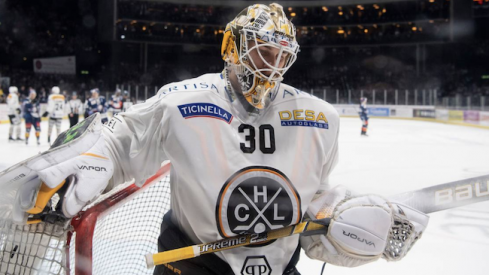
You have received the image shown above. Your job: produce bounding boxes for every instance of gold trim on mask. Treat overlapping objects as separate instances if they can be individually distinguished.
[221,29,239,64]
[243,78,275,109]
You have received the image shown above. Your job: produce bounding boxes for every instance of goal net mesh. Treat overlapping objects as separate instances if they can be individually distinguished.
[1,166,171,275]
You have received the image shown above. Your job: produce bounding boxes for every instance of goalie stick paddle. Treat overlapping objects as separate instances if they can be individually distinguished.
[145,174,489,268]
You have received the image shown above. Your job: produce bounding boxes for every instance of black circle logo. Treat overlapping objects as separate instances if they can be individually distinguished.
[216,166,301,238]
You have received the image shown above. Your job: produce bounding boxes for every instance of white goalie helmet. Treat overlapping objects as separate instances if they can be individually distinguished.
[9,86,18,94]
[221,3,299,109]
[51,86,60,94]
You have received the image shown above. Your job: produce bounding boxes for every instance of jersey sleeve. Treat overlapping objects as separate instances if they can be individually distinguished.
[7,94,19,113]
[46,95,54,113]
[102,93,169,190]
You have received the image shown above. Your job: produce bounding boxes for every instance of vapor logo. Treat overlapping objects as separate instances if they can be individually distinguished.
[342,231,375,247]
[216,166,301,239]
[178,103,233,124]
[241,256,271,275]
[77,165,107,172]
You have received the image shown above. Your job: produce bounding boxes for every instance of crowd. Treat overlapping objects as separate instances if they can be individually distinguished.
[115,19,449,46]
[117,0,449,26]
[290,0,448,25]
[116,22,224,44]
[2,38,488,104]
[114,0,452,45]
[1,0,487,103]
[117,0,234,25]
[0,0,98,58]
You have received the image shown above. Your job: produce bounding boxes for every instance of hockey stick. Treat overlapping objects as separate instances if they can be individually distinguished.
[145,174,489,268]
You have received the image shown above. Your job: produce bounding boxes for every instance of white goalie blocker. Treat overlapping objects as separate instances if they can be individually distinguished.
[0,162,172,275]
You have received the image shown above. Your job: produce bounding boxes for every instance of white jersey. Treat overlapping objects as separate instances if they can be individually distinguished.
[7,93,20,115]
[47,94,66,119]
[103,73,339,275]
[122,101,133,112]
[68,99,83,115]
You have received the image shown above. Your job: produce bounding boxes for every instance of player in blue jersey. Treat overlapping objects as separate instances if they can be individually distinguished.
[359,97,369,136]
[84,88,108,124]
[23,90,41,145]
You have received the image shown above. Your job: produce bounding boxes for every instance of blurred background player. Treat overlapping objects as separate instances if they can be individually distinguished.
[68,91,83,127]
[359,97,369,136]
[44,86,66,144]
[85,88,108,123]
[109,88,123,116]
[7,86,22,142]
[121,90,133,112]
[23,90,41,145]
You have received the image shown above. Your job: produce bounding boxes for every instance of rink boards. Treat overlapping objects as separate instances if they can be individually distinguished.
[334,104,489,129]
[1,103,489,129]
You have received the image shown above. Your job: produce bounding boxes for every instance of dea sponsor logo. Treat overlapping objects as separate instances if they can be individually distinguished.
[216,166,301,239]
[278,109,329,129]
[241,256,271,275]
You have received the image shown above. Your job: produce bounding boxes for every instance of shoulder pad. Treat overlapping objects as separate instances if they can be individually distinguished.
[156,73,223,98]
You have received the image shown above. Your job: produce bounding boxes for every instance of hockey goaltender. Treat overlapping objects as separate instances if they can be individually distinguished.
[0,3,428,275]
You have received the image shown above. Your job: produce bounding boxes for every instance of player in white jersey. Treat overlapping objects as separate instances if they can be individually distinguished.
[67,91,83,127]
[1,3,429,275]
[6,86,23,142]
[44,86,66,144]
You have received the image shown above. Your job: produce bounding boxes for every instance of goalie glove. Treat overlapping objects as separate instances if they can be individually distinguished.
[300,186,429,267]
[0,114,114,225]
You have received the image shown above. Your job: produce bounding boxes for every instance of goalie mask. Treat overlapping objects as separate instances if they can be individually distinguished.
[221,3,299,110]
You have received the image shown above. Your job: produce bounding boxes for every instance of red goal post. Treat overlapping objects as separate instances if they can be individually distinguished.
[0,162,171,275]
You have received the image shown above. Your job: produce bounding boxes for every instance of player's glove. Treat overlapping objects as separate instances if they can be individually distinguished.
[42,111,49,117]
[0,114,114,225]
[301,186,429,267]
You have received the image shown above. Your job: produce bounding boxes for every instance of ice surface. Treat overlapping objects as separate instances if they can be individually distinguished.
[296,118,489,275]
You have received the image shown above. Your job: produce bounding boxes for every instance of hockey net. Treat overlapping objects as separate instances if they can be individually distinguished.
[0,162,171,275]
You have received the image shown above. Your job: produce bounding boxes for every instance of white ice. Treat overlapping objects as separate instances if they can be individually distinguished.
[297,118,489,275]
[0,117,488,275]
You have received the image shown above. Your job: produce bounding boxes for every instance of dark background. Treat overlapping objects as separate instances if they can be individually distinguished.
[0,0,488,103]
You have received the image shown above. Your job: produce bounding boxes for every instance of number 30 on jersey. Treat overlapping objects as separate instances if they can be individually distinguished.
[239,124,275,154]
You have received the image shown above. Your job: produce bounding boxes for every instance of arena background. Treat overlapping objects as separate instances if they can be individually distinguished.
[0,0,488,126]
[1,1,489,275]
